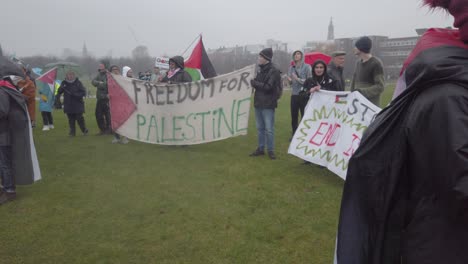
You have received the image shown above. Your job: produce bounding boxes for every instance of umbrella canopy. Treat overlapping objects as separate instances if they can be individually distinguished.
[304,52,332,66]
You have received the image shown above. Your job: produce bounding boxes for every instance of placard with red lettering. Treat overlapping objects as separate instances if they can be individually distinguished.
[288,90,381,179]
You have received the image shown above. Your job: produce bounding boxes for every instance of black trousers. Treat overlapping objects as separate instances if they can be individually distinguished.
[95,99,111,132]
[41,111,54,126]
[67,113,87,135]
[290,95,309,134]
[0,146,14,191]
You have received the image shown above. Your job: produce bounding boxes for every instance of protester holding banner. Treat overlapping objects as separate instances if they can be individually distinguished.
[92,62,112,135]
[249,48,281,160]
[122,66,133,78]
[303,60,338,95]
[336,1,468,263]
[288,50,312,137]
[56,71,88,137]
[0,57,41,204]
[160,56,192,84]
[350,36,385,106]
[328,51,346,91]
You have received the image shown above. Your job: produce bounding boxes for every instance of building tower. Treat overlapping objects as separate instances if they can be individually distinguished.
[327,17,335,41]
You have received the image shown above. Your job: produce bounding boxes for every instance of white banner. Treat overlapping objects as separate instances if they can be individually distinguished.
[288,91,382,179]
[108,65,255,145]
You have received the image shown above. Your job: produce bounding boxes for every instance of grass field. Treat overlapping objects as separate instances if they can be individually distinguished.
[0,85,395,264]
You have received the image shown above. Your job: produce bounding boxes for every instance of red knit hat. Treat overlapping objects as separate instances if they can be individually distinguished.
[424,0,468,42]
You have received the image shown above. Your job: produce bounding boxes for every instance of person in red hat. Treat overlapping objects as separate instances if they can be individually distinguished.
[335,1,468,263]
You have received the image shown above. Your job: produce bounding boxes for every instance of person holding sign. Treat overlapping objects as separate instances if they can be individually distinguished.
[249,48,282,160]
[302,60,338,95]
[160,56,192,84]
[335,1,468,263]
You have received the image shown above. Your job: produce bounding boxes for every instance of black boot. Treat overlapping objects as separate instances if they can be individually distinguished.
[268,151,276,160]
[249,148,264,157]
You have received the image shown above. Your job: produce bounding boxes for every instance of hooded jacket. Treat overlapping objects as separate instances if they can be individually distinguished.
[336,28,468,264]
[55,78,86,114]
[288,50,312,95]
[303,60,338,93]
[161,56,192,84]
[122,66,132,78]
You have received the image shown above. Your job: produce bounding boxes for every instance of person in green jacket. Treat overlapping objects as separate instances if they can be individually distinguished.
[350,36,385,107]
[91,61,111,135]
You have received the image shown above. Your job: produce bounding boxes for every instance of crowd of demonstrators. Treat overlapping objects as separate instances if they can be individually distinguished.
[287,50,312,138]
[0,57,37,205]
[160,56,192,84]
[92,61,112,135]
[350,36,385,106]
[55,71,88,137]
[249,48,282,160]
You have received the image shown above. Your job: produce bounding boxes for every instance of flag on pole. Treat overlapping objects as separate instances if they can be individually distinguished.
[184,36,217,81]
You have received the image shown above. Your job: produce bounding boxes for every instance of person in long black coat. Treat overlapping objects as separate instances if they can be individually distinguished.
[335,1,468,263]
[55,71,88,136]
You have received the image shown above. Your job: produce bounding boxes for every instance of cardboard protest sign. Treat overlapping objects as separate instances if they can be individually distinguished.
[288,90,382,179]
[155,57,170,70]
[108,65,255,145]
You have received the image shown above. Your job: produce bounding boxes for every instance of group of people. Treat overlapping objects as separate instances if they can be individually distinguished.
[249,35,385,160]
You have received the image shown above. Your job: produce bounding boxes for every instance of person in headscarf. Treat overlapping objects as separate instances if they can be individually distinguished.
[335,1,468,263]
[55,71,88,137]
[160,56,192,84]
[302,60,338,96]
[0,56,41,204]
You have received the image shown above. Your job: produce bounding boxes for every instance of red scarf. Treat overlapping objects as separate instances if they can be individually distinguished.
[0,80,17,90]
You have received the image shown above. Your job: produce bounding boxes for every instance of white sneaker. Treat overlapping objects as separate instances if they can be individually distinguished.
[120,137,129,144]
[49,124,55,129]
[111,138,120,144]
[42,126,50,131]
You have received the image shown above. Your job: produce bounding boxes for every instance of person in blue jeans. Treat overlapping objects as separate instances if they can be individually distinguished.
[249,48,282,160]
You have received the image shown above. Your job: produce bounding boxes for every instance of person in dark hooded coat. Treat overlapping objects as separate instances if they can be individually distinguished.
[0,56,41,205]
[160,56,192,84]
[55,71,88,137]
[335,1,468,263]
[302,60,338,96]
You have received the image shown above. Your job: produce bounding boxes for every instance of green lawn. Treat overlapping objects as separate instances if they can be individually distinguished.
[0,85,395,263]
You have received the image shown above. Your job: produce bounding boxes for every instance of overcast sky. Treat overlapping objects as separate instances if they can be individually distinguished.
[1,0,453,57]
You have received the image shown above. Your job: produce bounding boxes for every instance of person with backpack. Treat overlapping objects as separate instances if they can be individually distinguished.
[249,48,282,160]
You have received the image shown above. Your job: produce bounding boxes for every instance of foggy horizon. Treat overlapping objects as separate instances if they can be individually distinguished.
[1,0,454,58]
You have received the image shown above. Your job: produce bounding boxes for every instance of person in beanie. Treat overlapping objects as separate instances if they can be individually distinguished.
[335,1,468,263]
[249,48,281,160]
[160,56,192,84]
[328,51,346,91]
[350,36,385,106]
[92,61,112,135]
[288,50,312,137]
[55,71,88,137]
[0,57,41,204]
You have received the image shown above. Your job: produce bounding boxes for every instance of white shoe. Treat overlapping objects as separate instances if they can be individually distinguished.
[111,138,120,144]
[120,137,129,144]
[42,126,50,131]
[49,124,55,129]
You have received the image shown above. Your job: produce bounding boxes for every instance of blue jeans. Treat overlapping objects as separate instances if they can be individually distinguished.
[255,108,275,152]
[0,146,15,192]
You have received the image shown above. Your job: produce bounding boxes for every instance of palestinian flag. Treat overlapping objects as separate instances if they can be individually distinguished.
[36,67,58,110]
[184,36,217,81]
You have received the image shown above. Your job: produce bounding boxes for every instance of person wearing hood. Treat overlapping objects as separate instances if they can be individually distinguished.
[92,61,112,135]
[302,60,338,95]
[328,51,346,91]
[160,56,192,84]
[0,57,40,204]
[335,1,468,263]
[122,66,133,79]
[288,50,312,136]
[249,48,282,160]
[350,36,385,106]
[55,71,88,137]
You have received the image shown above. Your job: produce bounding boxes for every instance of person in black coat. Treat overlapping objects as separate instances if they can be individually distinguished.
[160,56,192,84]
[335,1,468,263]
[302,60,338,98]
[249,48,282,160]
[55,71,88,136]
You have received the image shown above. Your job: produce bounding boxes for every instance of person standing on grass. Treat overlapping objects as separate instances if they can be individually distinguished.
[38,77,55,131]
[288,50,312,138]
[0,57,40,205]
[108,65,130,145]
[303,60,338,94]
[160,56,192,84]
[55,71,88,137]
[350,36,385,107]
[92,61,111,135]
[328,51,346,91]
[249,48,282,160]
[335,0,468,263]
